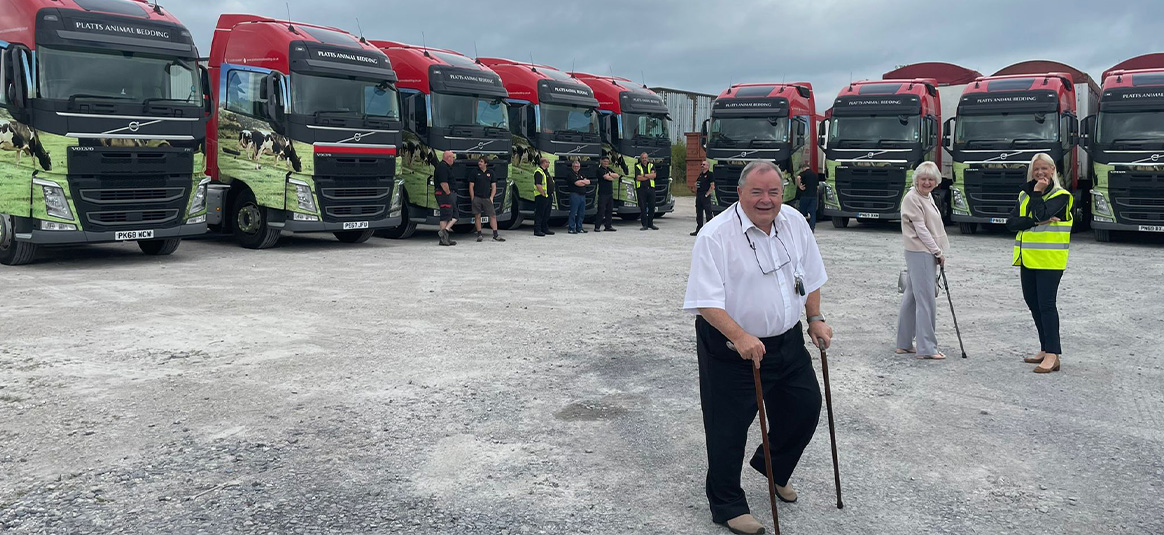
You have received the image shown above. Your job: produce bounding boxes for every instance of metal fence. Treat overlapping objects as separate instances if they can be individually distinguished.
[650,87,715,145]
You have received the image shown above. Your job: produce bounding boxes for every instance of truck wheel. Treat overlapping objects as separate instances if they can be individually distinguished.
[1094,228,1112,243]
[0,215,37,266]
[958,223,978,235]
[233,189,281,249]
[138,238,181,256]
[334,230,374,243]
[378,192,417,239]
[831,216,849,229]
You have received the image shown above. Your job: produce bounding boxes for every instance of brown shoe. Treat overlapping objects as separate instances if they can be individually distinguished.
[722,514,765,534]
[1034,354,1060,373]
[776,482,798,503]
[1024,351,1047,364]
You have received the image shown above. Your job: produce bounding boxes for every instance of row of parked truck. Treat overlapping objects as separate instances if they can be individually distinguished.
[699,59,1164,244]
[0,0,676,265]
[2,0,1162,266]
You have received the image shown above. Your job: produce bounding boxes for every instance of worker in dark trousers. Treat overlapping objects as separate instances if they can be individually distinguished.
[635,152,659,230]
[595,156,618,232]
[435,151,457,246]
[567,159,590,234]
[796,163,820,232]
[692,159,715,236]
[533,157,555,237]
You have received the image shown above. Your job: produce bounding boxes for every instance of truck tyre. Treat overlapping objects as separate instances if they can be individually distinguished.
[1094,228,1112,243]
[498,188,524,230]
[958,223,978,235]
[378,192,417,239]
[334,230,374,243]
[138,238,181,256]
[233,189,281,249]
[0,215,37,266]
[831,216,849,229]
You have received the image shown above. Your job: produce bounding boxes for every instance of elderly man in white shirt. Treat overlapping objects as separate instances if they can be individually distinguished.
[684,160,833,535]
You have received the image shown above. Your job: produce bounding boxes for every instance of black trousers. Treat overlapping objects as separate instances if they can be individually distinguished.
[696,317,822,524]
[1020,266,1064,354]
[695,194,714,230]
[533,195,551,233]
[595,194,614,230]
[638,187,656,228]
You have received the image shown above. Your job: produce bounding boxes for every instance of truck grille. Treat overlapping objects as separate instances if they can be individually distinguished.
[88,209,179,226]
[66,146,196,233]
[80,188,186,204]
[1110,171,1164,225]
[312,177,393,223]
[711,164,744,207]
[964,167,1027,218]
[835,167,906,213]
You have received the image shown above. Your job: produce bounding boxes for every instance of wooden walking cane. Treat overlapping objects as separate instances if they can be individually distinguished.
[751,361,782,535]
[819,347,844,509]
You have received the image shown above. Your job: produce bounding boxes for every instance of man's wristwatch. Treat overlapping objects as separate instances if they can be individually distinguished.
[808,315,826,325]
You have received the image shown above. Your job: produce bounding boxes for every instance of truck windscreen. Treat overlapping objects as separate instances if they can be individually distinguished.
[1097,111,1164,144]
[431,93,509,129]
[37,47,200,103]
[291,74,400,119]
[954,113,1058,144]
[709,117,788,147]
[540,103,598,134]
[828,115,918,144]
[624,112,669,141]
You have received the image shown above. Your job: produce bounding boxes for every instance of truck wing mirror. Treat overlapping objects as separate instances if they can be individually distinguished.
[264,72,287,135]
[1080,115,1096,152]
[699,118,709,150]
[817,119,828,150]
[942,117,955,151]
[199,65,213,118]
[5,47,31,120]
[793,117,808,148]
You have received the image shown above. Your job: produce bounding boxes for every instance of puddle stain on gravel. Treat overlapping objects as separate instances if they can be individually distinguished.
[555,394,642,421]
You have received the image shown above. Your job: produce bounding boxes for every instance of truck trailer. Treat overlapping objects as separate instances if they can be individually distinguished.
[700,83,820,213]
[0,0,212,265]
[206,15,404,248]
[819,79,943,227]
[1082,56,1164,241]
[372,42,516,237]
[570,73,674,219]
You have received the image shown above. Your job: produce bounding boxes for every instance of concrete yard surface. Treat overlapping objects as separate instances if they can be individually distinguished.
[1,197,1162,534]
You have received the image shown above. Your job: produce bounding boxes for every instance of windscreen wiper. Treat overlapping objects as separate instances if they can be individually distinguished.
[143,97,196,107]
[68,94,134,107]
[313,109,357,119]
[1111,137,1156,144]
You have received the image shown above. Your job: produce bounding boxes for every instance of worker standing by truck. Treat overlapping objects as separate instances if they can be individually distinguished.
[470,157,505,242]
[436,152,458,246]
[636,153,659,230]
[693,160,715,235]
[595,156,619,232]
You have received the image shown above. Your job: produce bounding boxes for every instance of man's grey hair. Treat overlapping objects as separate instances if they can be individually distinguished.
[913,161,941,187]
[738,160,784,187]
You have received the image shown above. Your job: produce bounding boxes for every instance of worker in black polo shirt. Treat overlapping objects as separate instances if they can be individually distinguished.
[435,151,457,246]
[567,159,590,234]
[635,152,659,230]
[470,157,505,242]
[796,163,821,232]
[594,156,618,232]
[692,159,715,236]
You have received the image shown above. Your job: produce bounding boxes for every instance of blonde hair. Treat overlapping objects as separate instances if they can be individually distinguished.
[913,161,941,187]
[1027,153,1062,189]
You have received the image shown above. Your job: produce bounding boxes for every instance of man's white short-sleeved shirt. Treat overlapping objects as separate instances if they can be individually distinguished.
[683,202,828,338]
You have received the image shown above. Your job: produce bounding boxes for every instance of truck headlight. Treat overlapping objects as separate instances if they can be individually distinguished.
[501,181,512,212]
[824,184,838,206]
[390,179,404,212]
[34,179,73,221]
[624,181,636,201]
[1092,191,1112,217]
[289,179,316,212]
[952,188,969,211]
[189,177,211,215]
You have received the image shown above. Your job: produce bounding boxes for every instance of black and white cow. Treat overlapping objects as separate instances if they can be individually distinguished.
[0,120,52,171]
[248,130,302,172]
[238,129,254,153]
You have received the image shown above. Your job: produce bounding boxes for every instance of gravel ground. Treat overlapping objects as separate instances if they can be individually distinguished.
[1,197,1162,535]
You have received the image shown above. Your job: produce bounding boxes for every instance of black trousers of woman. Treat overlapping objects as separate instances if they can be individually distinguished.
[1020,266,1063,354]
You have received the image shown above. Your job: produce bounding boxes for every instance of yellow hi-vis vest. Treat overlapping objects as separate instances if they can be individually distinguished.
[635,162,655,189]
[1012,187,1073,270]
[534,168,552,197]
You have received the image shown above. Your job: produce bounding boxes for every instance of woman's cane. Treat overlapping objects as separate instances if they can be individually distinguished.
[819,347,844,509]
[940,265,969,359]
[751,362,782,535]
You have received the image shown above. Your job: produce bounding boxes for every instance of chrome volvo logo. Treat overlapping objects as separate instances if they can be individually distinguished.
[353,133,363,142]
[128,121,141,132]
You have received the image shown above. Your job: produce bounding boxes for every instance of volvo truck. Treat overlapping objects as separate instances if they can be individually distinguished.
[570,73,674,218]
[0,0,211,265]
[373,41,515,237]
[1082,66,1164,242]
[699,83,820,213]
[945,65,1097,234]
[819,79,943,228]
[477,58,601,223]
[206,15,404,248]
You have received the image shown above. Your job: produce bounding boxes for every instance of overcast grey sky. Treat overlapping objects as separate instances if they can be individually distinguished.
[165,0,1163,110]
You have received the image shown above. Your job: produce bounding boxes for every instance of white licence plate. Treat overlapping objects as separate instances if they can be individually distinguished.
[481,217,490,223]
[116,230,154,241]
[857,212,880,219]
[343,221,369,230]
[1140,225,1164,233]
[990,218,1008,224]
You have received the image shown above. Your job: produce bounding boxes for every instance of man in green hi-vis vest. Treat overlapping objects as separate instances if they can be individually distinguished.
[635,152,659,231]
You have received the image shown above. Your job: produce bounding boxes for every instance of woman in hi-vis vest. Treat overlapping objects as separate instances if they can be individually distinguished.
[1005,153,1073,374]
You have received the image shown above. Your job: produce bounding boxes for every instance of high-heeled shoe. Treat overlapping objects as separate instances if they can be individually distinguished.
[1033,354,1060,373]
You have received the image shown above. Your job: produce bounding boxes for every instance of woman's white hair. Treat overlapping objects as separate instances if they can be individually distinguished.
[1026,153,1062,189]
[913,161,941,188]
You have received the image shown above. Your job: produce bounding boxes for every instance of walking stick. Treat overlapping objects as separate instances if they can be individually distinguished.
[819,347,844,509]
[940,266,969,359]
[751,362,782,535]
